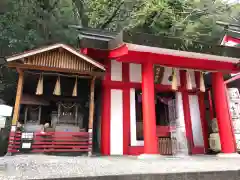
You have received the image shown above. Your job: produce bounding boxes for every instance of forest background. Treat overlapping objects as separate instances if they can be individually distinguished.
[0,0,239,104]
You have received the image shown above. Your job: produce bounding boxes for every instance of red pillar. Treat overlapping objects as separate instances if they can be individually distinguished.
[141,62,158,154]
[212,72,236,153]
[101,59,111,155]
[195,71,209,152]
[122,63,130,155]
[101,86,110,155]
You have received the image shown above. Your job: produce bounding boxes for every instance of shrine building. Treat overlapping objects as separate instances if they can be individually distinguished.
[5,28,240,156]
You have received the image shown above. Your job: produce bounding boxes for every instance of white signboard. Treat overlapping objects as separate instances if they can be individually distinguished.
[21,143,31,149]
[227,88,240,150]
[0,116,6,128]
[228,88,240,100]
[0,105,13,117]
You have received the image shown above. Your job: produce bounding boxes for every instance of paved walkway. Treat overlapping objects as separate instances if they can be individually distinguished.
[1,154,240,179]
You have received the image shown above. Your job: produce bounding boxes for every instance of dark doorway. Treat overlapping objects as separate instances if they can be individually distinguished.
[134,89,175,141]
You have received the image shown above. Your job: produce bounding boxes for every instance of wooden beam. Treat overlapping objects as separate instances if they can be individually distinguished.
[12,69,24,126]
[88,76,96,156]
[24,106,28,124]
[88,76,96,130]
[8,63,105,77]
[38,106,42,124]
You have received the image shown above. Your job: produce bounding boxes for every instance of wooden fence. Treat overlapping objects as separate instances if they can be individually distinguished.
[158,137,176,155]
[8,131,92,154]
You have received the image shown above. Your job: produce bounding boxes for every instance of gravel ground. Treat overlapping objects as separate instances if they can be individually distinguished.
[1,154,240,180]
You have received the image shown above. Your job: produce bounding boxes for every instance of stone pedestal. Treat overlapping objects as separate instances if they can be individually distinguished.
[138,154,163,160]
[217,153,240,158]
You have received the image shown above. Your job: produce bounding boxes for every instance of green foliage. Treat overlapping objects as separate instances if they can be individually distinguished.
[0,65,17,104]
[128,0,239,44]
[1,0,239,54]
[72,0,141,31]
[0,0,79,53]
[0,0,80,104]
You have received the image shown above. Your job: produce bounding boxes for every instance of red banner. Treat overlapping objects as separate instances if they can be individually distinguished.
[221,35,240,47]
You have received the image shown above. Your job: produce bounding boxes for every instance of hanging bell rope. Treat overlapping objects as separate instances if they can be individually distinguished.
[200,72,206,92]
[186,70,193,90]
[171,68,178,91]
[36,74,43,95]
[53,76,61,96]
[72,76,78,97]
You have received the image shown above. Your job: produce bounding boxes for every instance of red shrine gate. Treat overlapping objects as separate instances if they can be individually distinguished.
[93,41,239,156]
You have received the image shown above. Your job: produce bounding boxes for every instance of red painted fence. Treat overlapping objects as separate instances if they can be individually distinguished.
[8,131,92,154]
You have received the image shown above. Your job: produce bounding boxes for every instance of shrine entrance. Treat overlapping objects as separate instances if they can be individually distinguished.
[135,89,179,155]
[155,91,177,155]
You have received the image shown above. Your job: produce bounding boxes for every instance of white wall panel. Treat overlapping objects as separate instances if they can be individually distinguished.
[175,92,189,155]
[189,95,204,147]
[110,89,123,155]
[111,60,122,81]
[129,63,142,83]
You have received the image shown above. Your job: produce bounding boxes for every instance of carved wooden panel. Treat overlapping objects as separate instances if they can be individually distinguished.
[154,65,165,84]
[24,49,95,72]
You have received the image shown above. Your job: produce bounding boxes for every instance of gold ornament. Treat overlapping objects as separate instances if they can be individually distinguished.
[200,72,205,92]
[36,74,43,95]
[171,68,178,91]
[72,76,78,96]
[53,76,61,96]
[186,70,192,90]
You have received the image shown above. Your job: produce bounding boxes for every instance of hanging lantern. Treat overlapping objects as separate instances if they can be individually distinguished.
[200,72,205,92]
[53,76,61,96]
[186,70,193,90]
[72,76,78,97]
[171,68,178,91]
[36,74,43,95]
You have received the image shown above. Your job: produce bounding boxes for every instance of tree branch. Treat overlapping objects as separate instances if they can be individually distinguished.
[72,0,88,27]
[99,1,124,29]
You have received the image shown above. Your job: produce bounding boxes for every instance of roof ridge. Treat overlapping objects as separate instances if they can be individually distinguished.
[6,43,106,71]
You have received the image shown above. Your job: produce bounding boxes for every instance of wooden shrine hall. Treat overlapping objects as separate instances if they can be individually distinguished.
[6,44,105,154]
[5,28,240,156]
